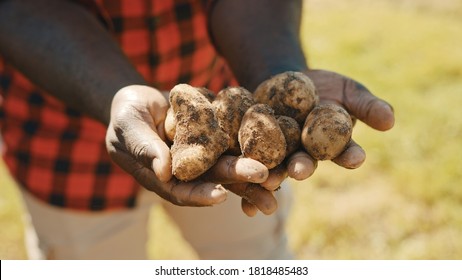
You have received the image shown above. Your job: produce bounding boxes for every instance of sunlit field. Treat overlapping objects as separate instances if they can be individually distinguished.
[1,0,462,259]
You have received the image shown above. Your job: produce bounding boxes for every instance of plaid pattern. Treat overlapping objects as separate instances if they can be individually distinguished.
[0,0,236,211]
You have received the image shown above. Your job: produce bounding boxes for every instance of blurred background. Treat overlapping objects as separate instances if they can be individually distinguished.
[1,0,462,259]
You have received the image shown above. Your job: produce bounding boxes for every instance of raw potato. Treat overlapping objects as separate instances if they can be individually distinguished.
[253,71,318,124]
[301,103,353,160]
[196,87,216,103]
[170,84,229,181]
[164,107,176,143]
[164,87,216,143]
[213,87,255,155]
[238,104,286,169]
[276,115,301,156]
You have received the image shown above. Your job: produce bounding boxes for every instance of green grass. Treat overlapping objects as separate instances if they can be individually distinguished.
[287,0,462,259]
[1,0,462,259]
[0,160,27,259]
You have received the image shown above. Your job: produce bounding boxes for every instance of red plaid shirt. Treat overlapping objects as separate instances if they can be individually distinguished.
[0,0,236,211]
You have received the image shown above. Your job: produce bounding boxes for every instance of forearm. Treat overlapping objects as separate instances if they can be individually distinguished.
[210,0,308,91]
[0,0,145,125]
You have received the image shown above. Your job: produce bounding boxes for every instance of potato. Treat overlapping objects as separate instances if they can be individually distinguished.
[164,87,215,143]
[196,87,216,103]
[212,87,256,155]
[164,107,176,143]
[238,104,286,169]
[276,115,301,156]
[170,84,229,181]
[301,103,353,160]
[253,71,318,124]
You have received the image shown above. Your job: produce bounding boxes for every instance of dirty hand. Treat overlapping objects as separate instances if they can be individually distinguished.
[105,85,272,206]
[236,69,395,216]
[279,69,395,180]
[303,69,395,168]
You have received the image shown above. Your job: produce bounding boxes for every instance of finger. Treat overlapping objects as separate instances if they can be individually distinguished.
[106,146,171,201]
[145,87,170,125]
[110,86,172,182]
[225,183,278,215]
[241,198,258,217]
[143,94,173,182]
[260,164,287,191]
[286,151,318,180]
[203,155,269,184]
[156,121,167,143]
[169,180,228,206]
[151,139,173,183]
[332,139,366,169]
[115,121,172,183]
[108,147,227,206]
[343,79,395,131]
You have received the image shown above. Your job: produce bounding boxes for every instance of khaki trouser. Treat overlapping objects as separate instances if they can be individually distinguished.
[20,182,293,260]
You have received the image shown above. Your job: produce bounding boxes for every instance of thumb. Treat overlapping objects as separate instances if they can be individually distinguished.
[109,85,172,182]
[109,120,172,183]
[126,122,172,183]
[150,138,172,183]
[343,79,395,131]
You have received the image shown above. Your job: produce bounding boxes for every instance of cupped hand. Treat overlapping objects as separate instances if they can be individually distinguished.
[304,69,395,168]
[224,162,290,217]
[201,155,275,212]
[106,85,273,207]
[105,85,227,206]
[235,69,395,216]
[279,69,395,179]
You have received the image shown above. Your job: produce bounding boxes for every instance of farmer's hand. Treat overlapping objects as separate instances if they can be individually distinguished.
[105,85,272,207]
[235,69,395,216]
[276,69,395,180]
[304,69,395,168]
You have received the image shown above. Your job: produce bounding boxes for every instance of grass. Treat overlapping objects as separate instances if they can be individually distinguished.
[1,0,462,259]
[0,160,27,259]
[287,0,462,259]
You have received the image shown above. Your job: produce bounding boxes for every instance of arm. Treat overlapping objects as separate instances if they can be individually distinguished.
[0,0,273,208]
[0,0,145,124]
[0,0,175,197]
[210,0,394,164]
[210,0,395,215]
[210,0,307,92]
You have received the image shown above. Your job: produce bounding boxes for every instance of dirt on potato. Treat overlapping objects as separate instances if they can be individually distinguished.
[301,103,353,160]
[169,84,229,181]
[254,71,318,124]
[238,104,287,169]
[212,87,255,155]
[276,115,301,156]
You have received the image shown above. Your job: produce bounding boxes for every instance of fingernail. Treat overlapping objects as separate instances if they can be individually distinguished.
[210,186,227,204]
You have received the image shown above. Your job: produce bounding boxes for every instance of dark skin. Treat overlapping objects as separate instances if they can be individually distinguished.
[0,0,394,213]
[211,0,394,214]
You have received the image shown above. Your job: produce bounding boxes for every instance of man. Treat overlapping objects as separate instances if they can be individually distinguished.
[0,0,394,259]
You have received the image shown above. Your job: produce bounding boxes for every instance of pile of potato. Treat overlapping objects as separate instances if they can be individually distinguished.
[165,71,353,187]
